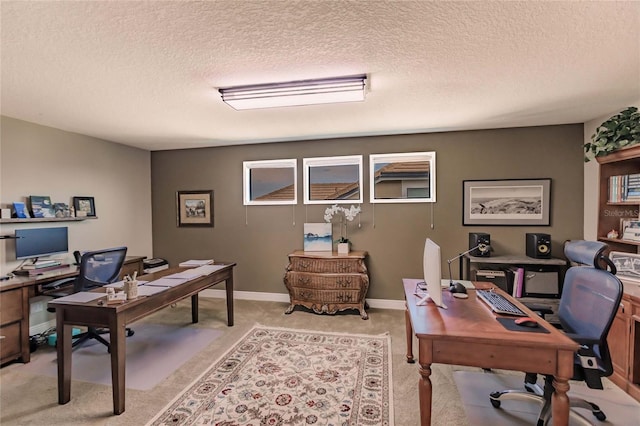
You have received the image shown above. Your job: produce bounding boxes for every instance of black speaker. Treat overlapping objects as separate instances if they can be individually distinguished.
[526,233,551,258]
[469,232,490,257]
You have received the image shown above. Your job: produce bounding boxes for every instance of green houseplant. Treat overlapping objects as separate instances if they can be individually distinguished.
[584,106,640,162]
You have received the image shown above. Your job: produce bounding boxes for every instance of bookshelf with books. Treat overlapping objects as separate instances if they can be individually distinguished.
[596,144,640,253]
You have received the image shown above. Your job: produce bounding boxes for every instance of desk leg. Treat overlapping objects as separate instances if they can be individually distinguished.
[418,366,433,425]
[418,339,433,426]
[551,377,570,426]
[405,306,415,363]
[109,316,127,415]
[226,276,234,327]
[191,294,199,323]
[56,309,72,405]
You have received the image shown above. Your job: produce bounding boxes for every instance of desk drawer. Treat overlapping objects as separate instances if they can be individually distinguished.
[0,322,21,363]
[288,257,365,274]
[285,272,365,290]
[0,289,23,325]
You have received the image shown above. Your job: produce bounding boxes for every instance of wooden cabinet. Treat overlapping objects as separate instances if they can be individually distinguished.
[609,297,631,389]
[0,285,30,365]
[284,250,369,319]
[596,145,640,254]
[608,283,640,402]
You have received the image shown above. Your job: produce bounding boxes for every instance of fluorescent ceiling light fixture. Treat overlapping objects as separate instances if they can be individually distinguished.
[219,74,367,110]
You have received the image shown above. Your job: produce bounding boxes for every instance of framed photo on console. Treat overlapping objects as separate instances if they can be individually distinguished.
[177,190,214,227]
[463,178,551,226]
[73,196,96,217]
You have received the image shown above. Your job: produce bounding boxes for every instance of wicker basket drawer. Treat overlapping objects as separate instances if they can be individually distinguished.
[285,272,365,290]
[288,257,365,274]
[290,287,362,303]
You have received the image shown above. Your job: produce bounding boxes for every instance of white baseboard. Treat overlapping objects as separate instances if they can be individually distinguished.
[200,289,405,310]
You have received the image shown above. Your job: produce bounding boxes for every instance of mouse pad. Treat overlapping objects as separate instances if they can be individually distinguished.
[496,317,550,334]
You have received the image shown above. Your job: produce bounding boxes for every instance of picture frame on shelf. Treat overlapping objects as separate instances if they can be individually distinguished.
[53,203,71,218]
[29,195,55,218]
[73,196,96,217]
[177,190,214,227]
[463,178,551,226]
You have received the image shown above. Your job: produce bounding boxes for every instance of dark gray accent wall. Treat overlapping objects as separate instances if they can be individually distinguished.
[151,125,584,300]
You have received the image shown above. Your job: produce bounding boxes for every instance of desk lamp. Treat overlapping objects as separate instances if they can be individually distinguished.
[447,243,491,292]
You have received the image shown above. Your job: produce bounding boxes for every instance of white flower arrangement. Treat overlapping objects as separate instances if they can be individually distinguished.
[324,204,361,243]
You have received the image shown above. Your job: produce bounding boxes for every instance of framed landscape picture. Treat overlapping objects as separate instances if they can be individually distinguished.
[73,196,96,217]
[463,179,551,226]
[177,190,214,227]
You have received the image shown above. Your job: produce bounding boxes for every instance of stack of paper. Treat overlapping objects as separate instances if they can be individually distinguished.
[179,259,214,267]
[193,264,226,276]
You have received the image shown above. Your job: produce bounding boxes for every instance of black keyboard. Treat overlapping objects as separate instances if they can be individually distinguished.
[476,289,527,316]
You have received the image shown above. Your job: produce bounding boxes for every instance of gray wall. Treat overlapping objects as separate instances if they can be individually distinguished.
[0,117,153,273]
[151,124,584,300]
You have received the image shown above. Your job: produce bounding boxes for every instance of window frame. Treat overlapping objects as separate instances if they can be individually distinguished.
[369,151,436,203]
[242,159,297,206]
[303,155,364,205]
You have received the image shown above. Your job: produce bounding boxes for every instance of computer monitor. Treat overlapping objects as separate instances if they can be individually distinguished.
[417,238,447,309]
[15,226,69,261]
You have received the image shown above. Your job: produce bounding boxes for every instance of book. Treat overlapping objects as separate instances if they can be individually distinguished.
[13,201,30,218]
[29,195,54,218]
[511,267,524,298]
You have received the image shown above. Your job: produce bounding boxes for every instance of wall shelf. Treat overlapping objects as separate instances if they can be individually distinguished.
[0,217,97,224]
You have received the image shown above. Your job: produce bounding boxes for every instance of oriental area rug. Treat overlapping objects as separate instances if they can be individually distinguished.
[147,325,393,426]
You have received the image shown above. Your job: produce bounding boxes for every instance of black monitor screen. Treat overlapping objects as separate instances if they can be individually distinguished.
[15,227,69,260]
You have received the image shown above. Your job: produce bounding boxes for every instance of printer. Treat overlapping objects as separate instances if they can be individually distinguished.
[143,258,169,274]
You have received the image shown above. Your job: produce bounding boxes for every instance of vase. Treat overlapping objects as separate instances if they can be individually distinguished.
[337,242,350,254]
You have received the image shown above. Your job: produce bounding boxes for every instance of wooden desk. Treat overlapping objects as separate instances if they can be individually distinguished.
[49,262,235,415]
[0,256,145,366]
[403,278,578,426]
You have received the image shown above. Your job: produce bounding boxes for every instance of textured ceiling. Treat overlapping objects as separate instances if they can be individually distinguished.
[1,1,639,151]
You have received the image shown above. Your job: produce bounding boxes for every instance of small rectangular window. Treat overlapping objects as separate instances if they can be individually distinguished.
[243,159,297,205]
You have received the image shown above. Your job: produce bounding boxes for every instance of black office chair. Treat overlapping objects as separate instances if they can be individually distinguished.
[45,246,134,351]
[489,240,623,425]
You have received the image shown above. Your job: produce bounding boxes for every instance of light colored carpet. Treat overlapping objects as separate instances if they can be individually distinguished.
[453,370,640,425]
[147,324,393,425]
[20,323,223,390]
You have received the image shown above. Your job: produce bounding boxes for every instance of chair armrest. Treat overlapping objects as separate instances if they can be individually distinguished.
[563,333,600,347]
[522,302,554,318]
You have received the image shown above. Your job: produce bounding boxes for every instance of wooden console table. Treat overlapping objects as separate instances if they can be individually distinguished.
[284,250,369,319]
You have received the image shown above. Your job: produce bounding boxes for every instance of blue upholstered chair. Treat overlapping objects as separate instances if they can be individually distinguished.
[489,240,624,425]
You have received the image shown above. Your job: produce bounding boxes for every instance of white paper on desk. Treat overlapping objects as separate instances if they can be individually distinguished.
[137,285,169,296]
[104,280,148,289]
[145,277,188,288]
[179,259,214,267]
[441,279,475,289]
[192,264,226,275]
[167,270,204,280]
[54,292,104,303]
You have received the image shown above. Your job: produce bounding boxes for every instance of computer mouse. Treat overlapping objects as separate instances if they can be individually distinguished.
[449,282,467,294]
[515,317,539,328]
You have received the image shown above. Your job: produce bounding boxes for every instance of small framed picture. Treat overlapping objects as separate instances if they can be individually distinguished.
[73,196,96,217]
[177,190,214,227]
